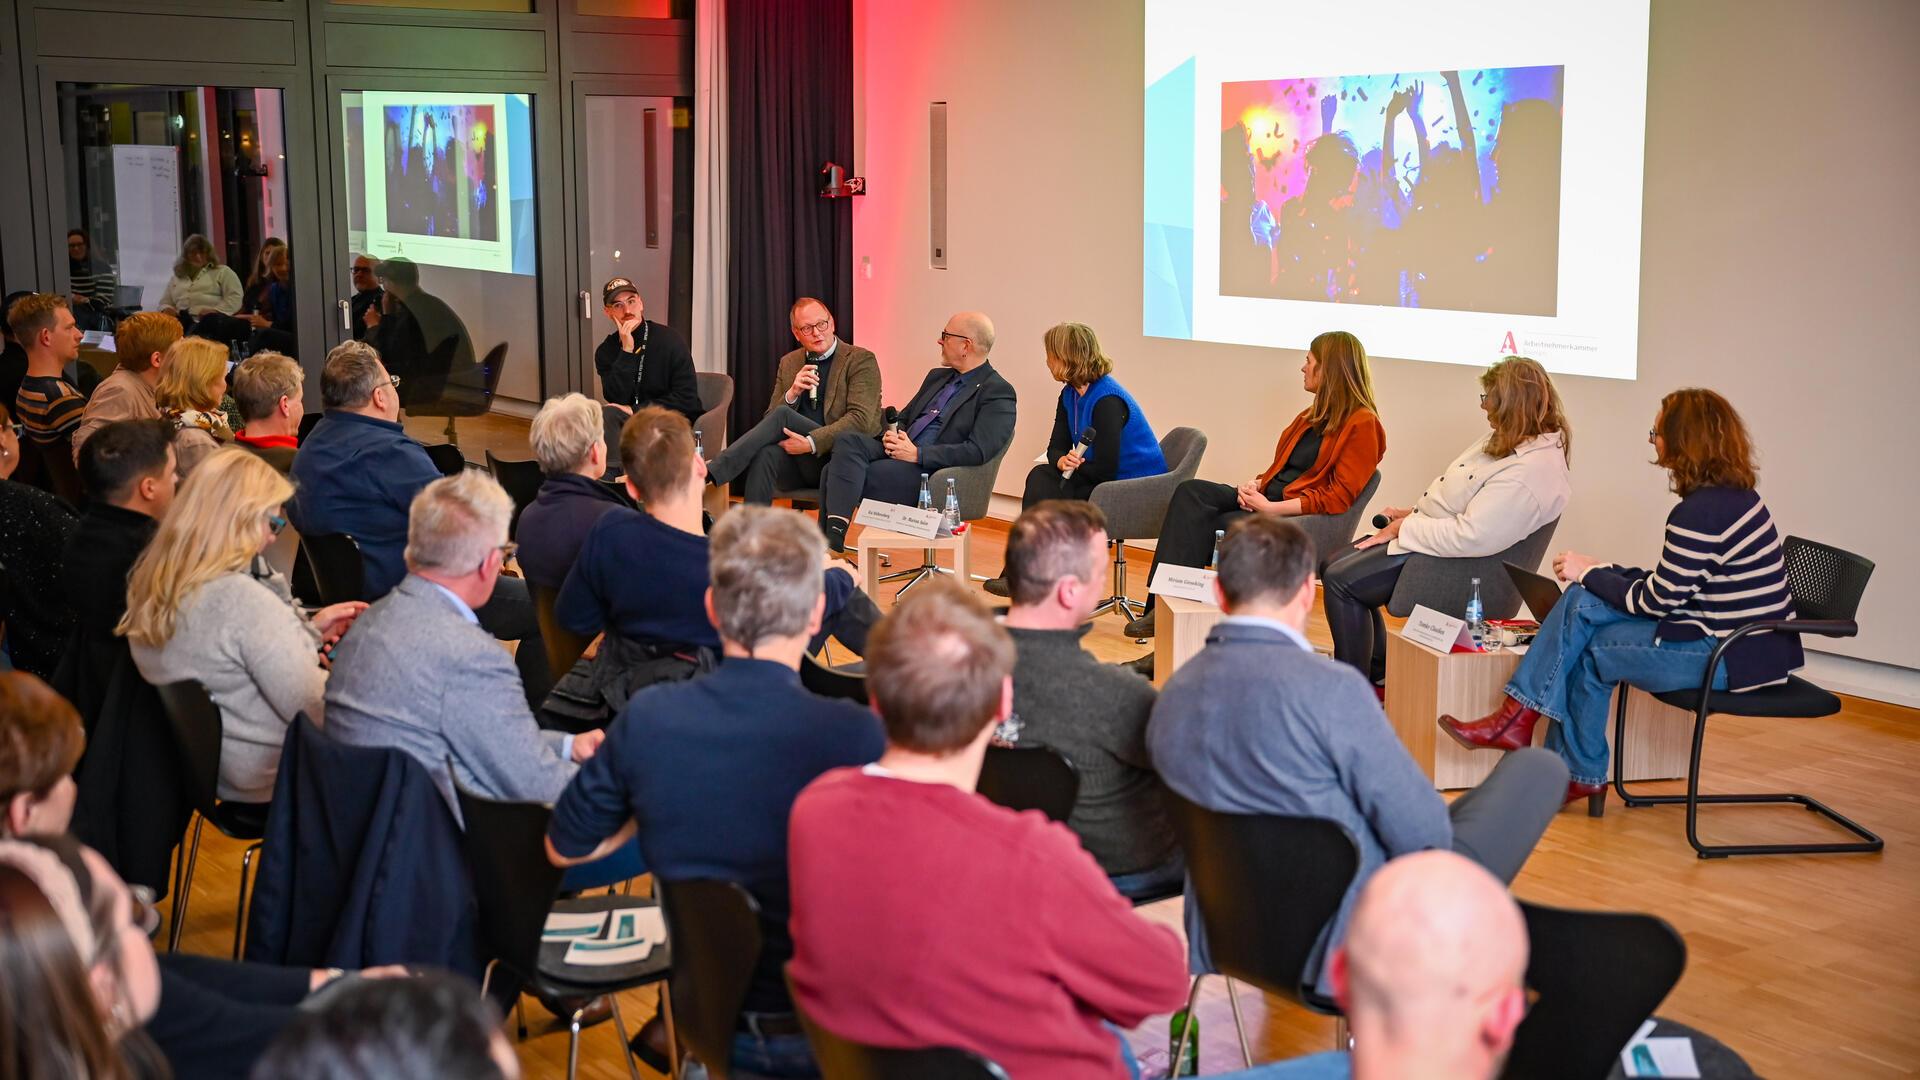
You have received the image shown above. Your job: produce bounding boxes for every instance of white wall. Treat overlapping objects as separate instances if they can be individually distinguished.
[850,0,1920,678]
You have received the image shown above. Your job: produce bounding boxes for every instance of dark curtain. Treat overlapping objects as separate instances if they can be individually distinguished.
[725,0,855,441]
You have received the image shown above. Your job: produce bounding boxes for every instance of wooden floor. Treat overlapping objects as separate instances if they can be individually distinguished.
[165,410,1920,1077]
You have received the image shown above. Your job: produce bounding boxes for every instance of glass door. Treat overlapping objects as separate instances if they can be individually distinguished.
[570,84,690,402]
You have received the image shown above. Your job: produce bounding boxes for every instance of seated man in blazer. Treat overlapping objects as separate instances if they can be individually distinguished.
[704,297,882,503]
[816,310,1017,553]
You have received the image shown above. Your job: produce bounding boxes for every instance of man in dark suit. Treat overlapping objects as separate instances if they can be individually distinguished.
[362,257,474,410]
[704,297,882,503]
[817,311,1016,553]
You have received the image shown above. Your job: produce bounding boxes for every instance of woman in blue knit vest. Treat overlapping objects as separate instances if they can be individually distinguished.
[1438,389,1802,811]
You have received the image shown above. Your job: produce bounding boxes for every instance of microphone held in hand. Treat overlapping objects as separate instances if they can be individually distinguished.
[1373,512,1391,529]
[1061,426,1098,480]
[882,406,900,434]
[807,362,819,405]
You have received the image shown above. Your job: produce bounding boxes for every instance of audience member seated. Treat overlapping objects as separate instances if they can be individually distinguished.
[815,311,1017,553]
[121,450,367,803]
[1147,516,1567,990]
[1259,852,1532,1080]
[229,351,305,474]
[788,581,1190,1079]
[1322,356,1570,686]
[65,228,119,330]
[192,237,284,347]
[363,257,475,410]
[253,971,521,1080]
[64,419,179,645]
[556,407,880,715]
[0,673,409,1080]
[157,336,235,477]
[517,392,629,592]
[8,293,87,450]
[322,470,637,890]
[703,296,882,503]
[1127,330,1385,644]
[548,506,885,1076]
[291,340,545,696]
[71,311,178,461]
[157,233,244,329]
[594,276,703,447]
[999,500,1182,900]
[0,407,79,679]
[347,252,383,343]
[1,291,31,418]
[1442,388,1801,808]
[244,243,298,357]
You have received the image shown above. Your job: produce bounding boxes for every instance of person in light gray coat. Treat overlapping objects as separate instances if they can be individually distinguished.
[1147,515,1566,990]
[323,469,606,823]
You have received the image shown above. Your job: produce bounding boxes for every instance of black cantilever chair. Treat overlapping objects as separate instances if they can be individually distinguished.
[1502,902,1687,1080]
[975,745,1079,824]
[1609,536,1883,858]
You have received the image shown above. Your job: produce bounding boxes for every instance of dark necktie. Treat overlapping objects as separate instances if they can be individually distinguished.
[906,374,963,442]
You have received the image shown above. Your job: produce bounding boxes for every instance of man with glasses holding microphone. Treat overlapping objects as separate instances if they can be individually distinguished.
[705,296,882,505]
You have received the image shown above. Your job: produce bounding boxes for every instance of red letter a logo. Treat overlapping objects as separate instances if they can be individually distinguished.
[1498,331,1517,355]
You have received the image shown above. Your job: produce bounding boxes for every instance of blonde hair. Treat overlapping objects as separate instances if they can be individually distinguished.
[155,337,229,414]
[1042,323,1113,388]
[1480,356,1570,463]
[529,393,604,475]
[1304,330,1378,433]
[172,234,219,280]
[117,450,293,647]
[230,351,303,424]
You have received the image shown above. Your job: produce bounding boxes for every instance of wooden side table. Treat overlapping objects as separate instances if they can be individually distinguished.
[852,526,970,597]
[1384,629,1695,790]
[1152,594,1225,688]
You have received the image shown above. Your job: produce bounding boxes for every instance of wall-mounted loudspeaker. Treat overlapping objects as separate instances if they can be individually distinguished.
[929,102,947,270]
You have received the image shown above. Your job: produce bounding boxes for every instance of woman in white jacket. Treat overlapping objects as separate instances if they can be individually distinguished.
[157,234,243,324]
[1322,356,1572,685]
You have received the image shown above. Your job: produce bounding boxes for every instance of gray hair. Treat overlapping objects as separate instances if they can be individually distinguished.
[708,506,824,650]
[405,470,512,575]
[231,351,304,423]
[320,340,385,410]
[529,393,604,475]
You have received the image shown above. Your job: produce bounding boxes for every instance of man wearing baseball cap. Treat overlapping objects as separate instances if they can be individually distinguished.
[596,278,703,461]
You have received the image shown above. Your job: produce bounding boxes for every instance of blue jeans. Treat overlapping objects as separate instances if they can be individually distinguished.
[1109,849,1187,902]
[558,836,647,892]
[729,1027,818,1079]
[1505,584,1724,785]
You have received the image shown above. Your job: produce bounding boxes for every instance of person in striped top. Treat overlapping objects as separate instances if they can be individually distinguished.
[8,294,87,448]
[1439,389,1801,809]
[66,229,118,328]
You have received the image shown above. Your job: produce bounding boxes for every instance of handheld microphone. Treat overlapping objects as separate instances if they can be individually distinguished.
[1061,426,1098,480]
[807,359,819,406]
[1372,512,1391,529]
[882,406,900,433]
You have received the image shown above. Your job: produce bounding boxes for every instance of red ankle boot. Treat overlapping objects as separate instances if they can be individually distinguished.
[1565,779,1607,817]
[1437,697,1540,751]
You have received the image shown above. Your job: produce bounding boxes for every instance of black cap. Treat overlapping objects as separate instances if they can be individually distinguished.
[602,277,639,306]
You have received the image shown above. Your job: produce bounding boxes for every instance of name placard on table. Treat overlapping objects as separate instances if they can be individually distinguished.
[853,499,943,540]
[1401,604,1481,654]
[1148,564,1218,605]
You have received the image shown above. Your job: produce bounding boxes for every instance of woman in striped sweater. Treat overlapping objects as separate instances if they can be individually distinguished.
[1438,389,1801,809]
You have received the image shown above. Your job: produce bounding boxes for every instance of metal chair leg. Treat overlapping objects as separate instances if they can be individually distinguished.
[660,982,681,1078]
[233,841,262,960]
[609,994,641,1080]
[1334,1015,1352,1051]
[1225,975,1254,1068]
[517,996,528,1041]
[1171,975,1203,1077]
[168,815,205,953]
[567,1010,583,1080]
[1089,539,1145,621]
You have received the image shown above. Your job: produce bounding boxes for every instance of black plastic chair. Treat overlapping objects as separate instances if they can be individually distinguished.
[800,655,868,704]
[976,745,1078,824]
[455,788,672,1080]
[787,971,1010,1080]
[1502,902,1687,1080]
[424,441,467,477]
[297,411,323,443]
[1164,793,1359,1067]
[659,880,763,1080]
[299,532,366,606]
[487,452,546,540]
[1609,536,1884,858]
[413,342,507,446]
[152,679,270,957]
[532,583,595,695]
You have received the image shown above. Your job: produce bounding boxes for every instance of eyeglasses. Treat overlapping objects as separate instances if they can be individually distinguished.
[497,541,519,561]
[351,265,375,275]
[1647,428,1658,442]
[1478,393,1488,405]
[386,374,403,388]
[794,318,831,335]
[938,331,973,346]
[267,513,288,536]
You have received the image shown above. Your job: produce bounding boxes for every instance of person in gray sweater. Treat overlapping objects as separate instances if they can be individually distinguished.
[120,449,368,803]
[1148,515,1566,988]
[1001,500,1181,899]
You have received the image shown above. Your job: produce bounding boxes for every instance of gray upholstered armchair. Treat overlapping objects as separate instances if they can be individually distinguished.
[1087,427,1208,620]
[693,371,734,450]
[1386,517,1561,621]
[1294,469,1382,570]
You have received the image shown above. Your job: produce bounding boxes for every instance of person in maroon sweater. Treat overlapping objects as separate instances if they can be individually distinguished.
[787,581,1189,1080]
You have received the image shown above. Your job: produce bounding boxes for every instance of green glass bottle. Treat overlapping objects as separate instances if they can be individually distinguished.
[1168,1007,1199,1076]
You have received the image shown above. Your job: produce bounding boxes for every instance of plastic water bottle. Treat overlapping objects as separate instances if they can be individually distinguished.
[917,473,933,511]
[693,429,704,459]
[1466,577,1487,649]
[993,710,1022,746]
[943,477,961,533]
[1169,1008,1200,1076]
[1210,529,1226,569]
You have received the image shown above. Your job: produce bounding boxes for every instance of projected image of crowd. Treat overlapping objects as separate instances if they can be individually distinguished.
[1220,65,1564,317]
